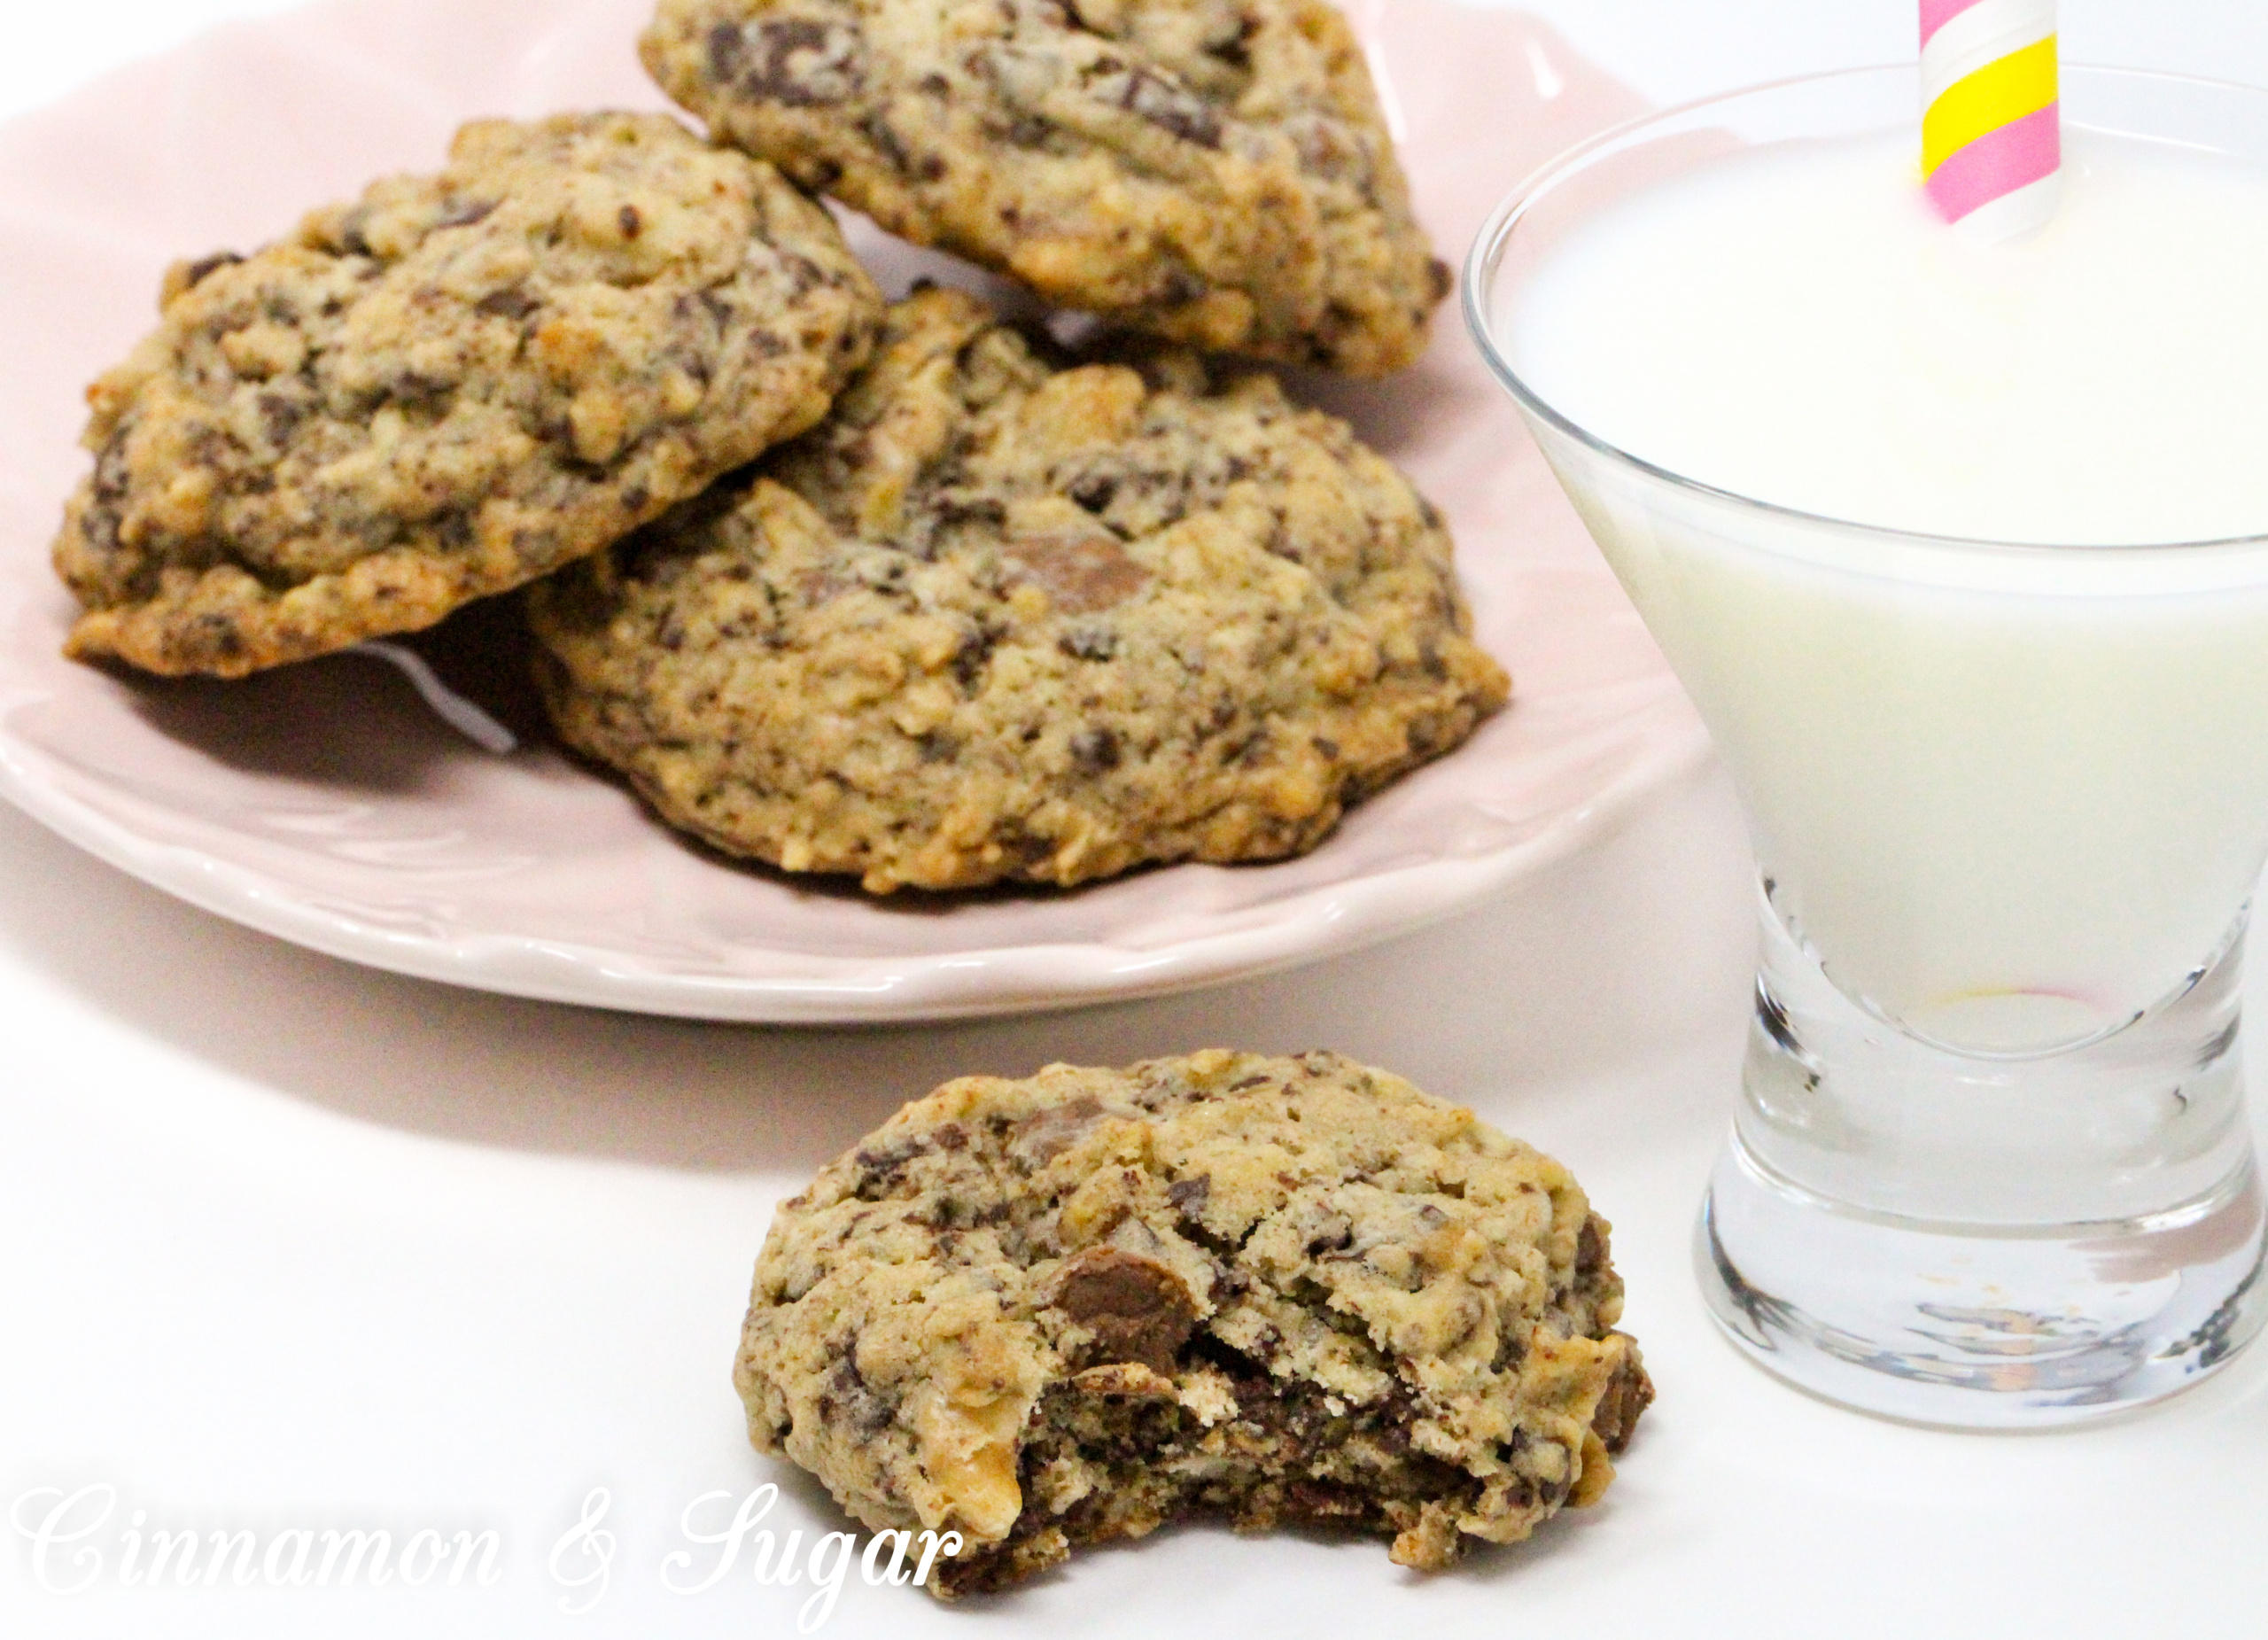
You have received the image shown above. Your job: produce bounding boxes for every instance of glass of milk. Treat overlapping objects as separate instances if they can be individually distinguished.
[1468,63,2268,1426]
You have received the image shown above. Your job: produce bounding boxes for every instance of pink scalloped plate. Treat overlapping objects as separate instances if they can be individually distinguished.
[0,0,1704,1022]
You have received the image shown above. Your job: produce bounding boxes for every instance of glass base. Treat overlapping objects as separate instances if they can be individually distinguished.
[1698,1136,2268,1426]
[1697,886,2268,1426]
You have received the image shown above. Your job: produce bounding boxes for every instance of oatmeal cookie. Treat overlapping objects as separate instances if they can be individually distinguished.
[641,0,1447,375]
[526,286,1506,894]
[55,113,882,677]
[735,1049,1652,1596]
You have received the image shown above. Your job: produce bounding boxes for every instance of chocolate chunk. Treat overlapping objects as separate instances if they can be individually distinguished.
[476,288,540,322]
[707,20,746,80]
[336,207,376,256]
[1058,626,1117,662]
[178,253,243,293]
[951,624,999,688]
[1069,726,1121,773]
[850,1136,930,1199]
[1166,1175,1210,1219]
[438,198,499,229]
[1013,1094,1108,1162]
[861,113,915,175]
[1589,1343,1654,1455]
[727,17,863,107]
[1099,67,1223,148]
[1303,1215,1354,1258]
[1005,532,1150,613]
[1053,1247,1198,1373]
[1576,1217,1605,1279]
[257,392,306,447]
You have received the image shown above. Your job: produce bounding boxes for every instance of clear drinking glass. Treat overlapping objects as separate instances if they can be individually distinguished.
[1465,63,2268,1426]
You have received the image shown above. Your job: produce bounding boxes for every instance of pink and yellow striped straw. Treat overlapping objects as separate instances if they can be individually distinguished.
[1920,0,2061,239]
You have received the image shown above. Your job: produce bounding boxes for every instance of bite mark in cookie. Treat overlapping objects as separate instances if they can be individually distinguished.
[733,1049,1652,1595]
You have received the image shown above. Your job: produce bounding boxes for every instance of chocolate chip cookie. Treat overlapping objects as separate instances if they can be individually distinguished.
[736,1049,1651,1596]
[526,286,1506,894]
[55,112,882,677]
[641,0,1447,375]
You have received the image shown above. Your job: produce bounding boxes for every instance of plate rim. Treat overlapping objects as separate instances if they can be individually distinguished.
[0,702,1710,1022]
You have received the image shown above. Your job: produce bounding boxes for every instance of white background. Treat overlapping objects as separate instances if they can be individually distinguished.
[7,4,2268,1637]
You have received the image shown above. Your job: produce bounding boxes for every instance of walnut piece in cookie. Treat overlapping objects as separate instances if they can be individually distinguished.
[734,1049,1653,1597]
[641,0,1449,375]
[526,286,1508,894]
[54,112,883,678]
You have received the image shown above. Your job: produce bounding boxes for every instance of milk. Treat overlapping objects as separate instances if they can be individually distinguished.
[1499,129,2268,1054]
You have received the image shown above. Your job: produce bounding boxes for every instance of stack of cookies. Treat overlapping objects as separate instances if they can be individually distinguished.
[51,0,1510,895]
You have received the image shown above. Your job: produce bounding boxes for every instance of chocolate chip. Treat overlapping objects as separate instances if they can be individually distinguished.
[850,1136,930,1200]
[861,113,914,175]
[438,198,498,229]
[476,288,540,322]
[1576,1217,1605,1279]
[951,625,998,688]
[432,509,476,550]
[90,433,131,504]
[707,20,746,79]
[1488,1325,1529,1373]
[780,252,824,298]
[1166,1175,1210,1219]
[181,252,243,291]
[1069,727,1121,773]
[1058,627,1116,662]
[1099,66,1223,148]
[1069,474,1117,513]
[1052,1247,1198,1373]
[1591,1347,1654,1454]
[385,373,455,416]
[257,392,305,446]
[728,17,863,107]
[824,1349,897,1439]
[1004,533,1149,614]
[1013,1095,1107,1162]
[934,495,1007,530]
[337,208,376,256]
[1304,1216,1355,1258]
[619,204,644,239]
[1207,17,1257,68]
[1156,266,1206,306]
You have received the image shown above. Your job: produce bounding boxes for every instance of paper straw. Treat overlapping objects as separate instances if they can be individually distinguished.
[1920,0,2060,240]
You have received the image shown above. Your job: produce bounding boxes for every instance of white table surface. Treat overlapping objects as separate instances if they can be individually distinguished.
[8,4,2268,1636]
